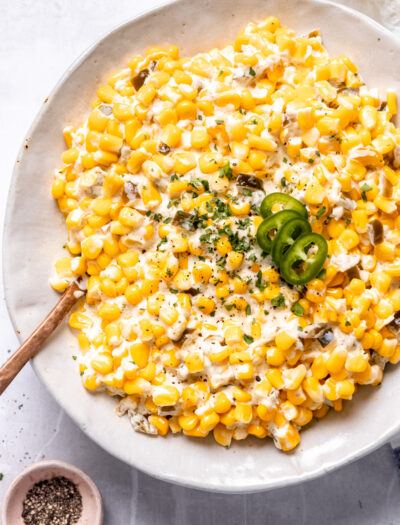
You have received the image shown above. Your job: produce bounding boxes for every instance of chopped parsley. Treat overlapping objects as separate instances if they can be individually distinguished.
[249,67,256,77]
[245,304,252,315]
[215,119,224,125]
[361,183,372,192]
[316,206,326,219]
[255,271,267,291]
[271,293,286,308]
[291,301,305,316]
[219,163,233,181]
[361,183,372,201]
[244,334,254,344]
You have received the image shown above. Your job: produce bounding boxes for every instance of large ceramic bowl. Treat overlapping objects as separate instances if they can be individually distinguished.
[4,0,400,493]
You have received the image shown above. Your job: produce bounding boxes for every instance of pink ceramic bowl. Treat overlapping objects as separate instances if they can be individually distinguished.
[1,460,103,525]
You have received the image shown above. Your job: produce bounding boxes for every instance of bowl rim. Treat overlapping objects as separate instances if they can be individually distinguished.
[0,459,103,524]
[3,0,400,494]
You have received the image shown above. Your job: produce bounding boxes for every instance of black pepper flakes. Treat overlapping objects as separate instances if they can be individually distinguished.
[22,476,82,525]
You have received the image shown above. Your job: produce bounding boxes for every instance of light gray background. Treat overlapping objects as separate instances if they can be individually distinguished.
[2,1,400,523]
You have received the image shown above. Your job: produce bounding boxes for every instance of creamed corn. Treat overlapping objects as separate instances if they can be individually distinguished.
[50,17,400,451]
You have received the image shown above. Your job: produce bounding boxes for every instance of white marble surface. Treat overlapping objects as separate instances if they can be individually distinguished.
[2,1,400,523]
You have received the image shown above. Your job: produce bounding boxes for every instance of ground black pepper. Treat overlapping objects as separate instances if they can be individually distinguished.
[21,476,83,525]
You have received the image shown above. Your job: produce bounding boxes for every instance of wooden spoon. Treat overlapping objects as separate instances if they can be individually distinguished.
[0,281,83,395]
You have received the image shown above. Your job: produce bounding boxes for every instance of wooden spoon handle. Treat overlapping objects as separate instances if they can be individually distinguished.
[0,281,82,395]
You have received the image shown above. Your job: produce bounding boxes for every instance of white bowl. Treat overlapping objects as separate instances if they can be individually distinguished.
[4,0,400,493]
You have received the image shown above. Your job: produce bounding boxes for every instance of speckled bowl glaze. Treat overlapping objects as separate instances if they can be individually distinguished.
[4,0,400,493]
[1,460,103,524]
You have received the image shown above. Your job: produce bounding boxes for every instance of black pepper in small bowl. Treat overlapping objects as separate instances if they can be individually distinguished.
[22,476,82,525]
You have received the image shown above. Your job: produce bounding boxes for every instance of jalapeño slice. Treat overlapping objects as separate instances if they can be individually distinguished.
[280,233,328,286]
[271,217,311,267]
[260,192,308,219]
[256,210,300,254]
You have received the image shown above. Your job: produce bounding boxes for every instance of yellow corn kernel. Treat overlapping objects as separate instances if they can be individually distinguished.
[99,133,123,154]
[216,236,232,256]
[275,331,296,351]
[375,242,395,262]
[127,151,148,174]
[97,302,121,321]
[175,99,197,120]
[235,362,254,380]
[213,392,231,414]
[248,150,267,169]
[192,262,212,283]
[189,126,210,150]
[51,179,65,199]
[153,385,180,406]
[338,229,359,250]
[184,351,204,373]
[91,354,113,375]
[83,372,99,391]
[374,196,397,214]
[196,296,216,315]
[69,312,93,331]
[316,116,340,135]
[326,347,347,374]
[372,134,395,155]
[97,84,117,103]
[387,89,397,115]
[129,342,150,369]
[256,403,276,422]
[374,299,394,319]
[62,147,79,165]
[370,271,391,293]
[81,237,103,259]
[199,412,220,432]
[248,134,277,152]
[159,305,179,325]
[148,415,169,436]
[160,124,182,148]
[266,369,284,390]
[197,152,219,174]
[213,424,233,447]
[136,84,156,106]
[141,183,162,209]
[303,376,324,403]
[304,180,326,205]
[173,152,197,175]
[125,284,142,305]
[276,422,300,451]
[178,413,199,431]
[336,379,355,399]
[124,377,150,395]
[233,403,252,424]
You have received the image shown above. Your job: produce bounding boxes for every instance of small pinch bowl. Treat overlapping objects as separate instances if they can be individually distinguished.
[1,460,103,525]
